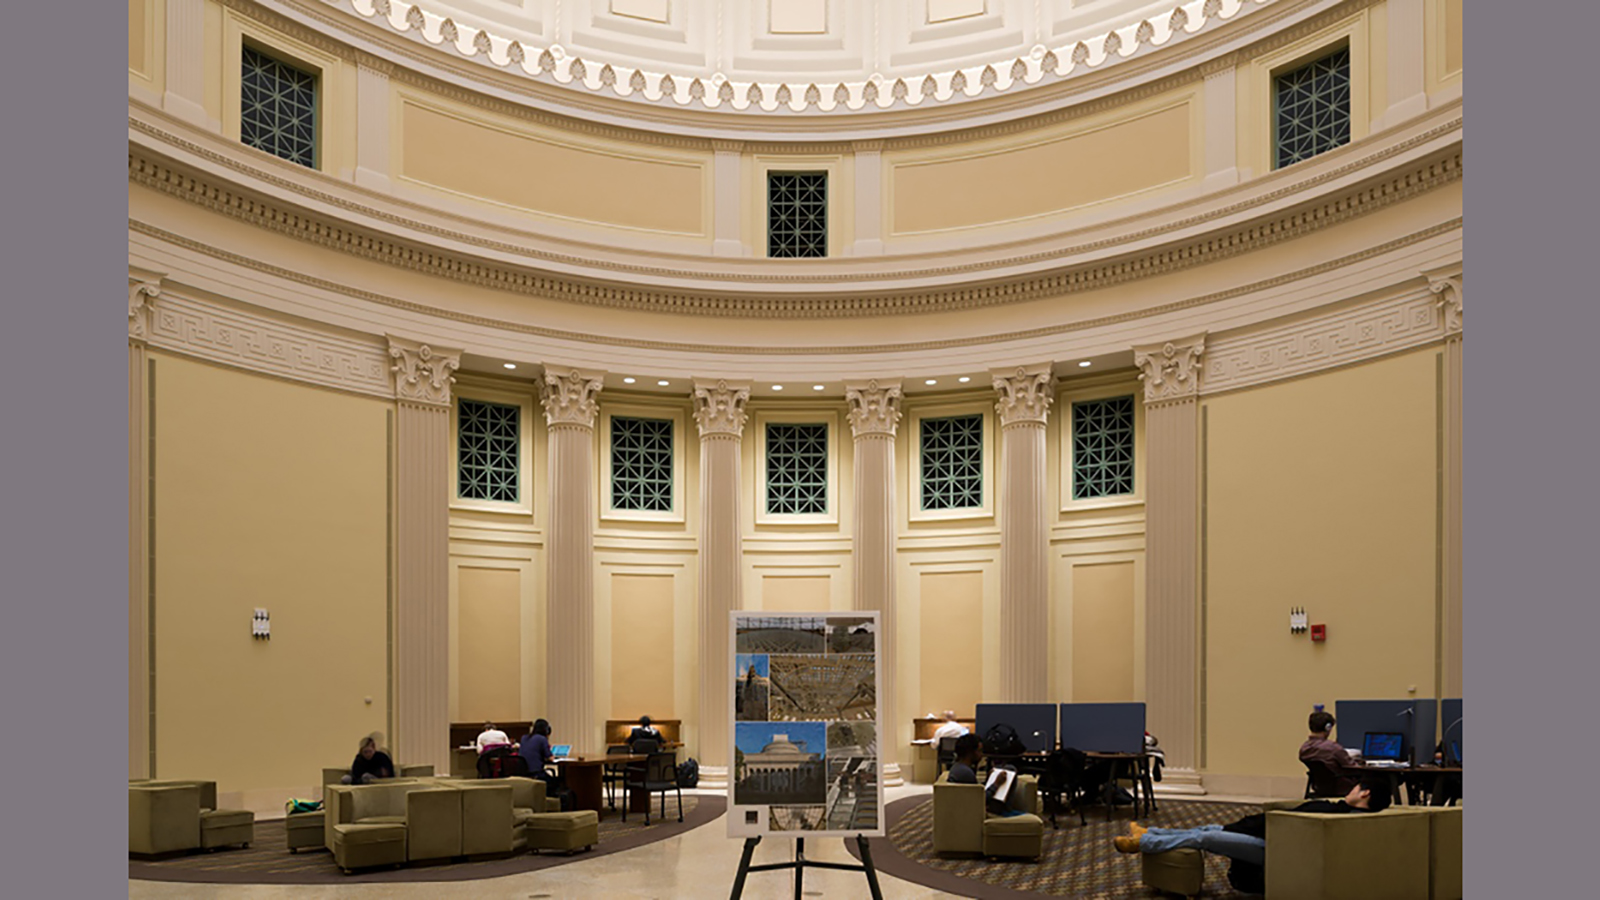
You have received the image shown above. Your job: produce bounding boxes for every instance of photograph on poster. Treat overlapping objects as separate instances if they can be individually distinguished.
[736,616,827,653]
[735,653,770,721]
[768,805,827,831]
[826,616,876,653]
[733,721,827,806]
[824,755,880,831]
[769,654,876,721]
[826,720,877,758]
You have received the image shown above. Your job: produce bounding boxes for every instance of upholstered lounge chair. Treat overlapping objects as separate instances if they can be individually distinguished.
[931,772,1044,860]
[128,780,254,856]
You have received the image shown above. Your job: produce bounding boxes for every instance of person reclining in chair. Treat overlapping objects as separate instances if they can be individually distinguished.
[1299,710,1360,796]
[1112,776,1393,868]
[341,734,394,784]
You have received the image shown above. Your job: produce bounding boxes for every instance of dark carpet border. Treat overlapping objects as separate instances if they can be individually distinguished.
[129,795,725,885]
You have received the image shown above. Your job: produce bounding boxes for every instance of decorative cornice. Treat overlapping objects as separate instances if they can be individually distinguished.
[993,364,1056,427]
[387,335,461,405]
[127,123,1461,318]
[129,216,1461,357]
[538,367,604,428]
[1134,334,1207,405]
[128,275,162,344]
[1202,288,1448,394]
[845,380,904,439]
[692,380,750,438]
[1424,268,1463,336]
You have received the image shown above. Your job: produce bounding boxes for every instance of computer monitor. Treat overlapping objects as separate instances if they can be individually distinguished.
[1449,740,1461,766]
[551,744,572,758]
[1362,732,1404,761]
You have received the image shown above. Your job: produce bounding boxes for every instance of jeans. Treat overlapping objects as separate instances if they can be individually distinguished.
[1140,824,1266,866]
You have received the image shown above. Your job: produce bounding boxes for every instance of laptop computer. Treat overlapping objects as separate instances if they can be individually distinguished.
[551,744,573,760]
[1362,732,1405,762]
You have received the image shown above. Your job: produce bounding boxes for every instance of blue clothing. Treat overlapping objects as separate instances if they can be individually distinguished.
[948,762,978,784]
[1140,825,1266,865]
[520,733,554,778]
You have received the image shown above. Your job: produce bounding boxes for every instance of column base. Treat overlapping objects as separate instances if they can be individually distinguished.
[697,764,730,789]
[882,762,904,787]
[1151,767,1207,796]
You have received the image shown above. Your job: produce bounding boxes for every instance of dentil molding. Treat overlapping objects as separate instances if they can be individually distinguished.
[845,380,905,439]
[1134,334,1206,405]
[539,367,605,427]
[993,364,1056,427]
[388,335,462,405]
[692,380,751,438]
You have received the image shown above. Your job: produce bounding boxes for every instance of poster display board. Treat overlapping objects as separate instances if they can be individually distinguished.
[728,612,885,838]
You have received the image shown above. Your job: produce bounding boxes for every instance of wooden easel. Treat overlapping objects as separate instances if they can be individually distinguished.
[729,835,883,900]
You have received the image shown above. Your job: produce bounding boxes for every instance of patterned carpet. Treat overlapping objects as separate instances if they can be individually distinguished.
[130,794,721,884]
[848,795,1263,899]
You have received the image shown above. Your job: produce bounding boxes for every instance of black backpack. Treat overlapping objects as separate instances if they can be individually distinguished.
[678,757,700,788]
[983,723,1027,757]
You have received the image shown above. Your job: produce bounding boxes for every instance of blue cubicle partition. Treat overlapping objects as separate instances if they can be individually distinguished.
[1334,699,1438,766]
[1058,703,1146,754]
[1440,698,1462,763]
[975,703,1057,753]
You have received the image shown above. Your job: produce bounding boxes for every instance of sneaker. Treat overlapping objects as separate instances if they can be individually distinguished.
[1127,821,1148,839]
[1113,834,1142,854]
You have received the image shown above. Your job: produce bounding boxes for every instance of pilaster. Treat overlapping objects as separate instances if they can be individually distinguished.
[846,379,902,783]
[1427,270,1463,698]
[992,363,1055,702]
[387,335,461,774]
[163,0,215,131]
[692,379,750,784]
[1381,0,1429,129]
[1201,60,1241,191]
[851,142,885,256]
[355,64,393,192]
[129,273,161,780]
[712,141,744,257]
[1134,334,1205,784]
[540,366,605,754]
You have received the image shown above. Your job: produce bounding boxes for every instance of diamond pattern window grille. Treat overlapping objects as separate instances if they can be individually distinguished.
[1273,46,1351,169]
[457,399,519,503]
[768,172,828,258]
[1072,396,1135,500]
[611,416,674,512]
[920,414,984,511]
[766,423,829,515]
[240,45,318,169]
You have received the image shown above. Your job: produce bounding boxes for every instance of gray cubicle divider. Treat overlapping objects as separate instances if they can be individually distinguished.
[975,703,1057,753]
[1334,699,1438,765]
[1058,703,1146,754]
[1440,698,1462,763]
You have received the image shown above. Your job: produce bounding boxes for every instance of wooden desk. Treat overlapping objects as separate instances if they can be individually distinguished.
[605,719,683,747]
[554,758,612,813]
[1085,751,1156,821]
[911,717,976,742]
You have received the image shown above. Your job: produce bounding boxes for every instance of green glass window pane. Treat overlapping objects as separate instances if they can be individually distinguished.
[458,399,519,503]
[240,45,318,169]
[920,414,984,511]
[766,423,829,514]
[1274,47,1351,169]
[1072,396,1135,500]
[768,172,828,258]
[611,416,674,512]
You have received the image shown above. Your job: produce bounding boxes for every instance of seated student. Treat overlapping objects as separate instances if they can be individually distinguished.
[932,711,970,741]
[341,734,394,785]
[1299,710,1360,795]
[627,715,662,748]
[1112,776,1393,868]
[519,719,557,783]
[947,734,1025,817]
[475,722,511,755]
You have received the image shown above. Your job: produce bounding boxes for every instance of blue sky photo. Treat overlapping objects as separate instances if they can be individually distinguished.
[735,721,826,757]
[736,653,769,678]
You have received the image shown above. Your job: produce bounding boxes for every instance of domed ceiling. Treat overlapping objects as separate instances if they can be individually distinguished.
[330,0,1269,114]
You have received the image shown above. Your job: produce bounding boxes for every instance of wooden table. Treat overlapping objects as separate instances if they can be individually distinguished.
[554,758,614,813]
[1086,751,1156,821]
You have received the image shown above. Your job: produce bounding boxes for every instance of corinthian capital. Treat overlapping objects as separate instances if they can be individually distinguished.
[845,379,903,439]
[692,379,751,438]
[128,277,161,343]
[539,367,605,428]
[992,363,1055,427]
[1424,268,1463,336]
[1133,334,1206,405]
[386,335,461,406]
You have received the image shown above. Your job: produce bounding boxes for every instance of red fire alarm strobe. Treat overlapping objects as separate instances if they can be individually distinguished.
[1310,624,1326,642]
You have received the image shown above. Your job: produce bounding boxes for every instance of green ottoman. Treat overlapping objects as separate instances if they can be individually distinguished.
[981,812,1044,860]
[286,811,325,853]
[199,809,254,850]
[522,810,599,855]
[331,822,407,873]
[1142,848,1206,897]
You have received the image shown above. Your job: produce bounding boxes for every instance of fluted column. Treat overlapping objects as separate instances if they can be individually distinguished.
[162,0,213,130]
[992,364,1055,702]
[693,379,750,784]
[388,336,461,774]
[846,380,902,784]
[1134,334,1206,786]
[540,367,605,755]
[1428,272,1463,699]
[129,274,160,780]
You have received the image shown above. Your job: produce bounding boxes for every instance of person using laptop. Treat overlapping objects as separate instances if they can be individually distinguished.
[1299,710,1359,795]
[474,721,511,754]
[519,718,557,783]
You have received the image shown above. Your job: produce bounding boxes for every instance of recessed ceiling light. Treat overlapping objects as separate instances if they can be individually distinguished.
[623,377,636,384]
[958,376,971,383]
[657,380,670,386]
[772,385,784,391]
[503,363,517,370]
[812,385,824,391]
[925,379,938,385]
[1078,361,1092,368]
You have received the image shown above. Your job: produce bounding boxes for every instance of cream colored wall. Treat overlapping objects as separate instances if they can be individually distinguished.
[455,566,522,722]
[129,0,164,95]
[608,574,676,718]
[916,571,985,716]
[149,352,389,799]
[887,91,1198,235]
[1070,562,1137,702]
[1201,347,1440,779]
[1426,0,1463,94]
